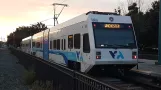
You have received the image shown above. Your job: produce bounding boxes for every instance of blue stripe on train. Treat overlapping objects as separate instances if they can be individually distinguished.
[32,48,43,52]
[32,48,77,64]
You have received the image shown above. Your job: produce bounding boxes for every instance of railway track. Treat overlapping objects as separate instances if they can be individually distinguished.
[97,77,146,90]
[93,70,161,90]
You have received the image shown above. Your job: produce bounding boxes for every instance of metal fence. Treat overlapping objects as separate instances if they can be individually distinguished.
[10,48,119,90]
[139,54,158,60]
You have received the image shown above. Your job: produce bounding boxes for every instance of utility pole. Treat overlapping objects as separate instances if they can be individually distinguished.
[52,3,68,26]
[158,0,161,65]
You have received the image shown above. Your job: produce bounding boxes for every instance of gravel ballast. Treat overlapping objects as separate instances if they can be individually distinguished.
[0,48,29,90]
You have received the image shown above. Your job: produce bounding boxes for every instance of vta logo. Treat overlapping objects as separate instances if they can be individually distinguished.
[76,51,83,61]
[109,51,124,59]
[91,18,98,22]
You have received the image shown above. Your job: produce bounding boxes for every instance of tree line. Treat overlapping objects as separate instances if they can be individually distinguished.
[115,0,159,53]
[7,22,47,47]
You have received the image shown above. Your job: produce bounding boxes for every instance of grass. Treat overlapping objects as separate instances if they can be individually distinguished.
[31,80,53,90]
[22,66,53,90]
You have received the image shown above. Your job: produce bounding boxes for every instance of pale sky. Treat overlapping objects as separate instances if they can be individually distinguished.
[0,0,155,41]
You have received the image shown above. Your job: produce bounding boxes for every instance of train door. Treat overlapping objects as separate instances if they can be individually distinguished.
[62,35,66,51]
[81,33,91,72]
[43,29,50,60]
[61,35,67,65]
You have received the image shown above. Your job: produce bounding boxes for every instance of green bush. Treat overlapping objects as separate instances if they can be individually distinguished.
[23,69,36,85]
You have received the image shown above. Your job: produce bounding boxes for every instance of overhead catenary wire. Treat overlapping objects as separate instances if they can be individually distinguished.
[28,0,69,27]
[30,17,53,26]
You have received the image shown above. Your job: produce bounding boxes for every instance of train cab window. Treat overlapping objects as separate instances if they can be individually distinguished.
[68,35,73,49]
[61,39,63,50]
[57,39,60,50]
[64,39,66,50]
[50,41,52,49]
[83,33,90,53]
[74,34,81,49]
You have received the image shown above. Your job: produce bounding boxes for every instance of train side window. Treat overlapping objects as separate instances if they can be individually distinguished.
[32,42,35,47]
[52,40,54,49]
[36,42,38,48]
[57,39,60,50]
[38,42,40,48]
[40,42,42,48]
[64,39,66,50]
[68,35,73,49]
[54,40,57,49]
[50,41,52,49]
[40,42,41,48]
[29,41,31,48]
[74,34,80,49]
[37,42,40,48]
[83,33,90,53]
[39,42,41,48]
[61,39,63,50]
[35,42,37,48]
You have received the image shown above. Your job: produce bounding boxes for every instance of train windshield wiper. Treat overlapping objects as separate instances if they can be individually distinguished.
[115,44,135,49]
[100,44,135,49]
[115,45,128,47]
[107,44,133,49]
[104,44,122,49]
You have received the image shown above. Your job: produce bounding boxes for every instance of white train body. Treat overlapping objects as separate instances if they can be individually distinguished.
[32,31,44,58]
[21,36,32,54]
[21,11,138,73]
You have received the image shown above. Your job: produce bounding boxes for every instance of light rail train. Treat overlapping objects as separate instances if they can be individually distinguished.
[21,11,138,74]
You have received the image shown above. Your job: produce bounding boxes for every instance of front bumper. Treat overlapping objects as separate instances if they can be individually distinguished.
[95,60,138,65]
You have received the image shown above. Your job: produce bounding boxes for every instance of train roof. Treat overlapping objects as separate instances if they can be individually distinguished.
[22,36,32,41]
[27,11,132,39]
[49,11,131,31]
[50,13,88,32]
[32,30,44,39]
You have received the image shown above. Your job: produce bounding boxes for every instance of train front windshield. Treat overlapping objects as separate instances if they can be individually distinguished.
[93,23,137,48]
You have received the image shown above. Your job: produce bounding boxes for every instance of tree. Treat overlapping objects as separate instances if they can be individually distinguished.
[117,0,144,15]
[126,2,145,47]
[124,0,159,51]
[7,22,48,47]
[143,1,159,47]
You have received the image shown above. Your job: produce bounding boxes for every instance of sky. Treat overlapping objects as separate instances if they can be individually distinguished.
[0,0,156,41]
